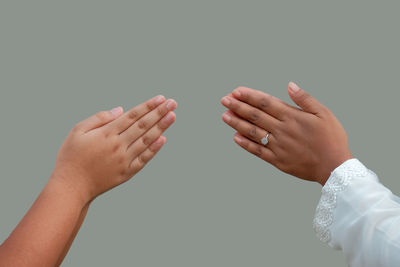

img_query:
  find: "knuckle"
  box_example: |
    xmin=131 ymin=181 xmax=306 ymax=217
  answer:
xmin=230 ymin=100 xmax=240 ymax=111
xmin=119 ymin=166 xmax=129 ymax=178
xmin=149 ymin=143 xmax=159 ymax=152
xmin=279 ymin=111 xmax=290 ymax=121
xmin=138 ymin=154 xmax=147 ymax=166
xmin=158 ymin=120 xmax=168 ymax=130
xmin=142 ymin=135 xmax=152 ymax=146
xmin=258 ymin=95 xmax=272 ymax=110
xmin=249 ymin=111 xmax=260 ymax=122
xmin=248 ymin=126 xmax=257 ymax=138
xmin=137 ymin=119 xmax=147 ymax=130
xmin=101 ymin=130 xmax=110 ymax=138
xmin=142 ymin=153 xmax=150 ymax=163
xmin=128 ymin=109 xmax=139 ymax=120
xmin=146 ymin=101 xmax=154 ymax=110
xmin=157 ymin=106 xmax=165 ymax=116
xmin=112 ymin=142 xmax=121 ymax=153
xmin=254 ymin=145 xmax=263 ymax=156
xmin=117 ymin=154 xmax=126 ymax=165
xmin=129 ymin=161 xmax=138 ymax=173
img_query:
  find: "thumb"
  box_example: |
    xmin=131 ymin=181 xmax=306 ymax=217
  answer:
xmin=75 ymin=106 xmax=124 ymax=133
xmin=288 ymin=82 xmax=324 ymax=114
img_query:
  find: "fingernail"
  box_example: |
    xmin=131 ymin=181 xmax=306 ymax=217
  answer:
xmin=163 ymin=112 xmax=175 ymax=123
xmin=221 ymin=97 xmax=231 ymax=106
xmin=154 ymin=95 xmax=165 ymax=105
xmin=234 ymin=135 xmax=244 ymax=143
xmin=289 ymin=82 xmax=300 ymax=93
xmin=154 ymin=137 xmax=164 ymax=145
xmin=111 ymin=107 xmax=123 ymax=116
xmin=222 ymin=113 xmax=232 ymax=123
xmin=233 ymin=89 xmax=241 ymax=98
xmin=166 ymin=99 xmax=176 ymax=110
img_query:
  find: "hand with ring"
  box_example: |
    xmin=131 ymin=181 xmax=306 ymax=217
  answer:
xmin=221 ymin=82 xmax=353 ymax=186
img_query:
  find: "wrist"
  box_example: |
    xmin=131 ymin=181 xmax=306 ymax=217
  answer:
xmin=47 ymin=172 xmax=93 ymax=208
xmin=316 ymin=152 xmax=353 ymax=186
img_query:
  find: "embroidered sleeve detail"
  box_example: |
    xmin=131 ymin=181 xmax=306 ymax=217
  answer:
xmin=313 ymin=159 xmax=371 ymax=243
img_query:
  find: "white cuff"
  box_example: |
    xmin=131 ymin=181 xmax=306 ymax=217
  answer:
xmin=312 ymin=158 xmax=375 ymax=243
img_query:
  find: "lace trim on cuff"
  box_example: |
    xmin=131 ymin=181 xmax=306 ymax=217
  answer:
xmin=313 ymin=159 xmax=369 ymax=243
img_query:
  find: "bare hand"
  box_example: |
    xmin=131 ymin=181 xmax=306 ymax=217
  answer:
xmin=51 ymin=95 xmax=177 ymax=203
xmin=221 ymin=82 xmax=352 ymax=186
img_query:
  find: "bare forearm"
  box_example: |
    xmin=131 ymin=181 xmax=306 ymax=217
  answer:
xmin=56 ymin=201 xmax=90 ymax=266
xmin=0 ymin=177 xmax=88 ymax=267
xmin=0 ymin=97 xmax=175 ymax=266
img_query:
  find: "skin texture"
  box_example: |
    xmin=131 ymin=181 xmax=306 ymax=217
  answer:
xmin=52 ymin=95 xmax=177 ymax=203
xmin=221 ymin=82 xmax=353 ymax=186
xmin=0 ymin=95 xmax=177 ymax=267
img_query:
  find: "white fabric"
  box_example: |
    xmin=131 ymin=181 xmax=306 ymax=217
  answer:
xmin=313 ymin=158 xmax=400 ymax=267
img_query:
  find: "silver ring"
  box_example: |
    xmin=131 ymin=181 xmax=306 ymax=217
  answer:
xmin=261 ymin=132 xmax=270 ymax=146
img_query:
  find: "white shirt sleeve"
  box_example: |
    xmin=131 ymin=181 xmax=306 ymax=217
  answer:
xmin=313 ymin=158 xmax=400 ymax=267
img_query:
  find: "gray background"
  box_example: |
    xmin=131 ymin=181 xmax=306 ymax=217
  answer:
xmin=0 ymin=0 xmax=399 ymax=266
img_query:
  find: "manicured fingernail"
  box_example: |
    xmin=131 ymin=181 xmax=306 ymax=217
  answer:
xmin=222 ymin=113 xmax=232 ymax=123
xmin=233 ymin=89 xmax=241 ymax=98
xmin=111 ymin=107 xmax=123 ymax=116
xmin=154 ymin=137 xmax=164 ymax=145
xmin=289 ymin=82 xmax=300 ymax=93
xmin=234 ymin=134 xmax=244 ymax=143
xmin=154 ymin=95 xmax=165 ymax=105
xmin=221 ymin=97 xmax=231 ymax=106
xmin=166 ymin=99 xmax=176 ymax=110
xmin=163 ymin=112 xmax=175 ymax=123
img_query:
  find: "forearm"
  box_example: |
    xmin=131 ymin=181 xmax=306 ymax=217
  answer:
xmin=314 ymin=159 xmax=400 ymax=266
xmin=56 ymin=201 xmax=90 ymax=266
xmin=0 ymin=176 xmax=88 ymax=267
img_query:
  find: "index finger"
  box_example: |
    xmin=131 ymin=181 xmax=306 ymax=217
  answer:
xmin=105 ymin=95 xmax=166 ymax=134
xmin=232 ymin=87 xmax=291 ymax=121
